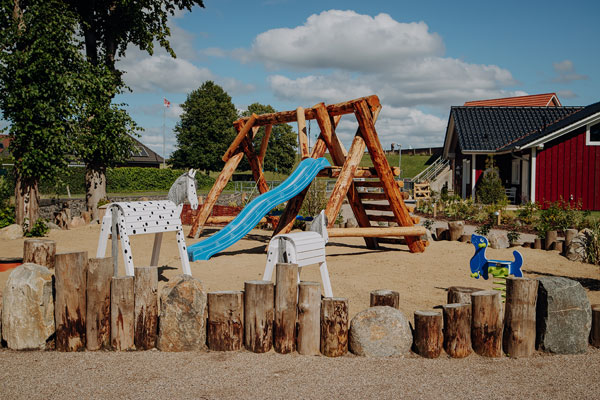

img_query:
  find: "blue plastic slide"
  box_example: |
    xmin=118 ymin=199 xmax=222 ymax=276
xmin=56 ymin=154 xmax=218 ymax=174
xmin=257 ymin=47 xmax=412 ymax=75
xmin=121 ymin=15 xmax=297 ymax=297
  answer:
xmin=187 ymin=157 xmax=331 ymax=261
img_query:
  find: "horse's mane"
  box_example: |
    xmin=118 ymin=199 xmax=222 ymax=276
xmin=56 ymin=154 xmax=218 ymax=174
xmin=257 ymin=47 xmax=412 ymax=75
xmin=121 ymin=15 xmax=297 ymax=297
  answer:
xmin=168 ymin=172 xmax=192 ymax=205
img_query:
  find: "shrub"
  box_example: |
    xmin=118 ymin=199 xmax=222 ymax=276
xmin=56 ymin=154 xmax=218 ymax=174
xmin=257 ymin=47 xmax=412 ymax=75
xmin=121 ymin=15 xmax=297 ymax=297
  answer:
xmin=299 ymin=179 xmax=328 ymax=219
xmin=507 ymin=225 xmax=521 ymax=244
xmin=422 ymin=219 xmax=434 ymax=230
xmin=535 ymin=198 xmax=583 ymax=238
xmin=0 ymin=205 xmax=15 ymax=228
xmin=23 ymin=218 xmax=49 ymax=237
xmin=476 ymin=156 xmax=508 ymax=206
xmin=517 ymin=202 xmax=538 ymax=226
xmin=475 ymin=220 xmax=493 ymax=236
xmin=583 ymin=221 xmax=600 ymax=266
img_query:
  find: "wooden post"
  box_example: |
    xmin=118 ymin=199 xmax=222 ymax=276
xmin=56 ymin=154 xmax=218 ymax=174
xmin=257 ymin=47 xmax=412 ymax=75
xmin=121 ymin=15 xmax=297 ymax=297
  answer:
xmin=111 ymin=276 xmax=135 ymax=351
xmin=320 ymin=297 xmax=349 ymax=357
xmin=545 ymin=230 xmax=557 ymax=250
xmin=471 ymin=290 xmax=503 ymax=357
xmin=297 ymin=281 xmax=321 ymax=355
xmin=534 ymin=238 xmax=543 ymax=250
xmin=86 ymin=257 xmax=112 ymax=351
xmin=134 ymin=267 xmax=159 ymax=350
xmin=222 ymin=113 xmax=257 ymax=162
xmin=244 ymin=281 xmax=274 ymax=353
xmin=370 ymin=289 xmax=399 ymax=309
xmin=297 ymin=107 xmax=309 ymax=159
xmin=503 ymin=277 xmax=538 ymax=358
xmin=413 ymin=310 xmax=443 ymax=358
xmin=442 ymin=303 xmax=472 ymax=358
xmin=448 ymin=221 xmax=464 ymax=241
xmin=258 ymin=125 xmax=272 ymax=167
xmin=274 ymin=263 xmax=298 ymax=354
xmin=591 ymin=304 xmax=600 ymax=347
xmin=23 ymin=238 xmax=56 ymax=269
xmin=565 ymin=229 xmax=578 ymax=253
xmin=436 ymin=227 xmax=448 ymax=241
xmin=554 ymin=241 xmax=563 ymax=253
xmin=54 ymin=251 xmax=88 ymax=351
xmin=207 ymin=291 xmax=244 ymax=351
xmin=447 ymin=286 xmax=483 ymax=304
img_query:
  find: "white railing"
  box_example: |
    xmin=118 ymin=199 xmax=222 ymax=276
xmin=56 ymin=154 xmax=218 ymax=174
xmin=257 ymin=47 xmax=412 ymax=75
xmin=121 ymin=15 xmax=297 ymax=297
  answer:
xmin=411 ymin=157 xmax=449 ymax=184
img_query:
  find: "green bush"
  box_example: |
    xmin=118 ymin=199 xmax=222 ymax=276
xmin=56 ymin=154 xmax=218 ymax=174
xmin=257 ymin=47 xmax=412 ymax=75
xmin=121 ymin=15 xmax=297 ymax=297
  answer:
xmin=583 ymin=221 xmax=600 ymax=265
xmin=299 ymin=180 xmax=328 ymax=219
xmin=535 ymin=198 xmax=585 ymax=238
xmin=476 ymin=156 xmax=508 ymax=206
xmin=0 ymin=205 xmax=15 ymax=228
xmin=23 ymin=218 xmax=49 ymax=237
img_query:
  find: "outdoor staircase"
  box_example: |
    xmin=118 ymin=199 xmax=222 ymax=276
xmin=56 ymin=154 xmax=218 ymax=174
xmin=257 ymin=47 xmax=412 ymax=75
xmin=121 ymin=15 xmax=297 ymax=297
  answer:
xmin=411 ymin=156 xmax=449 ymax=184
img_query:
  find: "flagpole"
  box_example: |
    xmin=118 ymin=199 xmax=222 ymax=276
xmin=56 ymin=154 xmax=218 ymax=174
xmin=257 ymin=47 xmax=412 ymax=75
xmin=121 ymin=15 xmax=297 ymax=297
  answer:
xmin=162 ymin=101 xmax=166 ymax=168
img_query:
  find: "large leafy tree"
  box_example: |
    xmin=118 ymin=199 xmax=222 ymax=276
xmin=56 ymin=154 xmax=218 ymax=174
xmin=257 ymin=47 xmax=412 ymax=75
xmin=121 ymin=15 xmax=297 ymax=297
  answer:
xmin=0 ymin=0 xmax=86 ymax=227
xmin=65 ymin=0 xmax=205 ymax=220
xmin=170 ymin=81 xmax=238 ymax=172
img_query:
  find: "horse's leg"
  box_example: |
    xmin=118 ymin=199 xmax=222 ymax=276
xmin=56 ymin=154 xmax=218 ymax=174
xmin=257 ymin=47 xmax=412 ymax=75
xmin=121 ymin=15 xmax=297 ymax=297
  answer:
xmin=150 ymin=232 xmax=163 ymax=266
xmin=176 ymin=226 xmax=192 ymax=276
xmin=117 ymin=211 xmax=135 ymax=276
xmin=97 ymin=213 xmax=111 ymax=258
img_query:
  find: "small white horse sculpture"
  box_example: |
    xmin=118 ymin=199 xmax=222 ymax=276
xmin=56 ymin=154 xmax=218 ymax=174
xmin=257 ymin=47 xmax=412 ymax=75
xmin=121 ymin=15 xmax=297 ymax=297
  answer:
xmin=97 ymin=169 xmax=199 ymax=276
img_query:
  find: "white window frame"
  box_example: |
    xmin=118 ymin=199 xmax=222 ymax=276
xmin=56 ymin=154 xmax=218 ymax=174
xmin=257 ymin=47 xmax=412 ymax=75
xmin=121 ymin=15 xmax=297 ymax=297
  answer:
xmin=586 ymin=122 xmax=600 ymax=146
xmin=511 ymin=159 xmax=521 ymax=185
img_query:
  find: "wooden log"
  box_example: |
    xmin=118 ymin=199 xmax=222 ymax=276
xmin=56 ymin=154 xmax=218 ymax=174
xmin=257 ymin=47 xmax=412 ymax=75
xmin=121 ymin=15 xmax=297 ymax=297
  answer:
xmin=54 ymin=251 xmax=88 ymax=352
xmin=534 ymin=238 xmax=543 ymax=250
xmin=448 ymin=221 xmax=464 ymax=241
xmin=111 ymin=276 xmax=135 ymax=351
xmin=362 ymin=202 xmax=410 ymax=211
xmin=554 ymin=241 xmax=563 ymax=253
xmin=591 ymin=304 xmax=600 ymax=348
xmin=297 ymin=107 xmax=310 ymax=159
xmin=258 ymin=125 xmax=272 ymax=167
xmin=244 ymin=280 xmax=274 ymax=353
xmin=274 ymin=263 xmax=298 ymax=354
xmin=317 ymin=166 xmax=401 ymax=178
xmin=297 ymin=281 xmax=321 ymax=355
xmin=503 ymin=277 xmax=538 ymax=358
xmin=471 ymin=290 xmax=503 ymax=357
xmin=442 ymin=303 xmax=472 ymax=358
xmin=565 ymin=228 xmax=578 ymax=252
xmin=206 ymin=215 xmax=267 ymax=224
xmin=189 ymin=152 xmax=244 ymax=238
xmin=459 ymin=234 xmax=471 ymax=243
xmin=447 ymin=286 xmax=483 ymax=304
xmin=545 ymin=230 xmax=557 ymax=250
xmin=327 ymin=226 xmax=426 ymax=238
xmin=134 ymin=267 xmax=159 ymax=350
xmin=222 ymin=113 xmax=257 ymax=162
xmin=320 ymin=297 xmax=349 ymax=357
xmin=23 ymin=238 xmax=56 ymax=269
xmin=370 ymin=289 xmax=399 ymax=309
xmin=86 ymin=257 xmax=112 ymax=351
xmin=207 ymin=291 xmax=244 ymax=351
xmin=413 ymin=310 xmax=443 ymax=358
xmin=436 ymin=227 xmax=449 ymax=241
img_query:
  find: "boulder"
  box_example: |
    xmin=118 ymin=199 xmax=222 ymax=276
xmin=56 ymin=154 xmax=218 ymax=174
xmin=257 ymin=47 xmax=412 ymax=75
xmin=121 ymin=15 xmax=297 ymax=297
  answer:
xmin=2 ymin=263 xmax=55 ymax=350
xmin=536 ymin=277 xmax=591 ymax=354
xmin=46 ymin=222 xmax=61 ymax=230
xmin=565 ymin=229 xmax=590 ymax=262
xmin=68 ymin=216 xmax=87 ymax=229
xmin=349 ymin=306 xmax=412 ymax=357
xmin=0 ymin=224 xmax=23 ymax=240
xmin=157 ymin=274 xmax=207 ymax=351
xmin=345 ymin=219 xmax=358 ymax=228
xmin=488 ymin=232 xmax=509 ymax=249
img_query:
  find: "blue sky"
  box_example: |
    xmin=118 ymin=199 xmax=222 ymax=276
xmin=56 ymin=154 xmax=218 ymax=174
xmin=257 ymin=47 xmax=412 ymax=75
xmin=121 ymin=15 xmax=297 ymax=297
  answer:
xmin=116 ymin=0 xmax=598 ymax=159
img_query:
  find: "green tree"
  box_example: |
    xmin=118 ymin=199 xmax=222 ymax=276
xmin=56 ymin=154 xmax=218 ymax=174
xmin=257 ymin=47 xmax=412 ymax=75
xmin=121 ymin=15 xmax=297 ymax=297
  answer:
xmin=0 ymin=0 xmax=85 ymax=227
xmin=476 ymin=156 xmax=508 ymax=205
xmin=170 ymin=81 xmax=238 ymax=172
xmin=240 ymin=103 xmax=297 ymax=175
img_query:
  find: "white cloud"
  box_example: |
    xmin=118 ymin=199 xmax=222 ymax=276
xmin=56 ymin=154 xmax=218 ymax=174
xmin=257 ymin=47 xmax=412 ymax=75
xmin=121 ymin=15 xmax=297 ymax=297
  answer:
xmin=552 ymin=60 xmax=588 ymax=83
xmin=138 ymin=126 xmax=178 ymax=159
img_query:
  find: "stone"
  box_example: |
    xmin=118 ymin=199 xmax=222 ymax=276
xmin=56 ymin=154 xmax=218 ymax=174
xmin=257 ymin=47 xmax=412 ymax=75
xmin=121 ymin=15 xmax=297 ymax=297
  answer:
xmin=349 ymin=306 xmax=412 ymax=357
xmin=2 ymin=263 xmax=55 ymax=350
xmin=46 ymin=222 xmax=61 ymax=230
xmin=345 ymin=219 xmax=358 ymax=228
xmin=488 ymin=232 xmax=509 ymax=249
xmin=69 ymin=216 xmax=87 ymax=229
xmin=425 ymin=229 xmax=434 ymax=243
xmin=81 ymin=211 xmax=91 ymax=224
xmin=157 ymin=274 xmax=207 ymax=351
xmin=565 ymin=229 xmax=590 ymax=262
xmin=536 ymin=277 xmax=591 ymax=354
xmin=0 ymin=224 xmax=23 ymax=240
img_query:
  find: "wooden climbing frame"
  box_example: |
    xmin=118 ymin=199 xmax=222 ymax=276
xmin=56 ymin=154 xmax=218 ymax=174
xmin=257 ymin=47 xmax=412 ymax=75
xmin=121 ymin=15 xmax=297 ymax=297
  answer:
xmin=188 ymin=95 xmax=426 ymax=253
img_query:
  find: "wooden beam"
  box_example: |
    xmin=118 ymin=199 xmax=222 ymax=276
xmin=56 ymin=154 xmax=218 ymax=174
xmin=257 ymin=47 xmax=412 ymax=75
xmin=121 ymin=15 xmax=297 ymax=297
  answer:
xmin=297 ymin=107 xmax=309 ymax=159
xmin=354 ymin=99 xmax=425 ymax=253
xmin=362 ymin=203 xmax=414 ymax=212
xmin=222 ymin=113 xmax=257 ymax=162
xmin=366 ymin=214 xmax=398 ymax=223
xmin=206 ymin=216 xmax=267 ymax=224
xmin=316 ymin=166 xmax=400 ymax=178
xmin=353 ymin=180 xmax=404 ymax=188
xmin=327 ymin=226 xmax=426 ymax=237
xmin=258 ymin=125 xmax=272 ymax=167
xmin=358 ymin=192 xmax=388 ymax=201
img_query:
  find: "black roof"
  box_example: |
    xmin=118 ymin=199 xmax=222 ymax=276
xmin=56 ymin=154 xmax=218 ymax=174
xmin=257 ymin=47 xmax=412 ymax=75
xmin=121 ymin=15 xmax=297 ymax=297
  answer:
xmin=451 ymin=106 xmax=583 ymax=152
xmin=127 ymin=136 xmax=164 ymax=166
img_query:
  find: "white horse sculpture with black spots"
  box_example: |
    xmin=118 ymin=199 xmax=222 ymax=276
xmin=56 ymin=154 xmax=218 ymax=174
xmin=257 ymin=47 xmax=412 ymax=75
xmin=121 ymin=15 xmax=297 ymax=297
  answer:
xmin=96 ymin=169 xmax=199 ymax=276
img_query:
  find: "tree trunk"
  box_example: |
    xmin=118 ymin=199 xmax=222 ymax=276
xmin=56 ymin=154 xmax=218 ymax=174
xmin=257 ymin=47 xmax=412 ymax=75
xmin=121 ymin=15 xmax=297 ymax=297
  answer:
xmin=471 ymin=290 xmax=503 ymax=357
xmin=503 ymin=277 xmax=538 ymax=358
xmin=320 ymin=297 xmax=349 ymax=357
xmin=15 ymin=173 xmax=40 ymax=228
xmin=244 ymin=280 xmax=274 ymax=353
xmin=442 ymin=303 xmax=472 ymax=358
xmin=370 ymin=289 xmax=400 ymax=309
xmin=297 ymin=281 xmax=321 ymax=355
xmin=85 ymin=165 xmax=106 ymax=223
xmin=413 ymin=310 xmax=443 ymax=358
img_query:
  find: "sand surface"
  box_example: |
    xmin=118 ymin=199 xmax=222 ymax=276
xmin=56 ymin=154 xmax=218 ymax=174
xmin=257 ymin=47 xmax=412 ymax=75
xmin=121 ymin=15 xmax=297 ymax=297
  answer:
xmin=2 ymin=223 xmax=600 ymax=398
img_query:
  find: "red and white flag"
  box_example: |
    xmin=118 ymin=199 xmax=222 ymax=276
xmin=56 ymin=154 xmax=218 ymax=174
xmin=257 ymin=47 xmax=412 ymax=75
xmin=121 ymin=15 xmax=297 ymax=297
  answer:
xmin=163 ymin=97 xmax=171 ymax=108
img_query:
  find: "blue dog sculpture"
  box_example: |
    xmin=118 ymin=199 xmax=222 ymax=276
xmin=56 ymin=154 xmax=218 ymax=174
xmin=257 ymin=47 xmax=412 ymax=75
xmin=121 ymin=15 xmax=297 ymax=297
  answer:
xmin=470 ymin=234 xmax=523 ymax=280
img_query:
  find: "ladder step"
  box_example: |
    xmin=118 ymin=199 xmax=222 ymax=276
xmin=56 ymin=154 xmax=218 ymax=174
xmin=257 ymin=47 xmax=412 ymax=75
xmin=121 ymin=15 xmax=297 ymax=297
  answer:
xmin=359 ymin=191 xmax=409 ymax=201
xmin=362 ymin=203 xmax=415 ymax=213
xmin=353 ymin=180 xmax=404 ymax=188
xmin=317 ymin=166 xmax=400 ymax=178
xmin=367 ymin=214 xmax=397 ymax=222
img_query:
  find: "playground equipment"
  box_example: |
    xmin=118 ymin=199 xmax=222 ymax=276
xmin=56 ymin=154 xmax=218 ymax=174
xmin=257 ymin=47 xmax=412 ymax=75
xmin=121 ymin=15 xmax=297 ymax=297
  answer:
xmin=97 ymin=169 xmax=199 ymax=276
xmin=188 ymin=95 xmax=426 ymax=254
xmin=263 ymin=210 xmax=332 ymax=297
xmin=469 ymin=234 xmax=523 ymax=280
xmin=187 ymin=158 xmax=330 ymax=261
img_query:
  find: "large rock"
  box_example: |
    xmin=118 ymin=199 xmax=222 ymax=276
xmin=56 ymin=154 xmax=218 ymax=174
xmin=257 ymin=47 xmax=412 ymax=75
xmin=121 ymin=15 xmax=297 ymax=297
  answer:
xmin=2 ymin=263 xmax=55 ymax=350
xmin=349 ymin=306 xmax=412 ymax=357
xmin=157 ymin=274 xmax=207 ymax=351
xmin=0 ymin=224 xmax=23 ymax=240
xmin=565 ymin=229 xmax=590 ymax=262
xmin=488 ymin=232 xmax=509 ymax=249
xmin=536 ymin=277 xmax=591 ymax=354
xmin=68 ymin=216 xmax=87 ymax=229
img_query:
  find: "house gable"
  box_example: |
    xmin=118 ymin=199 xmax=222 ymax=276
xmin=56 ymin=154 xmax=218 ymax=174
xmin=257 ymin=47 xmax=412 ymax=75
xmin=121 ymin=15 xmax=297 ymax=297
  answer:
xmin=464 ymin=93 xmax=561 ymax=107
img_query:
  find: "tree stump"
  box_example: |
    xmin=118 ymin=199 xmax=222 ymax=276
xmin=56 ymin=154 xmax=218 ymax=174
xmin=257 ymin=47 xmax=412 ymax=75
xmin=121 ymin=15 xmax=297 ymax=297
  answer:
xmin=590 ymin=304 xmax=600 ymax=348
xmin=565 ymin=229 xmax=578 ymax=254
xmin=297 ymin=281 xmax=321 ymax=355
xmin=545 ymin=230 xmax=557 ymax=250
xmin=442 ymin=303 xmax=472 ymax=358
xmin=320 ymin=297 xmax=349 ymax=357
xmin=534 ymin=238 xmax=543 ymax=250
xmin=471 ymin=290 xmax=503 ymax=357
xmin=54 ymin=251 xmax=88 ymax=351
xmin=23 ymin=239 xmax=56 ymax=269
xmin=244 ymin=280 xmax=274 ymax=353
xmin=86 ymin=257 xmax=112 ymax=351
xmin=447 ymin=286 xmax=482 ymax=304
xmin=503 ymin=277 xmax=538 ymax=357
xmin=436 ymin=227 xmax=448 ymax=241
xmin=274 ymin=263 xmax=298 ymax=354
xmin=207 ymin=291 xmax=244 ymax=351
xmin=554 ymin=241 xmax=563 ymax=253
xmin=448 ymin=221 xmax=464 ymax=241
xmin=134 ymin=267 xmax=159 ymax=350
xmin=111 ymin=276 xmax=135 ymax=350
xmin=370 ymin=289 xmax=399 ymax=309
xmin=459 ymin=234 xmax=471 ymax=243
xmin=413 ymin=310 xmax=443 ymax=358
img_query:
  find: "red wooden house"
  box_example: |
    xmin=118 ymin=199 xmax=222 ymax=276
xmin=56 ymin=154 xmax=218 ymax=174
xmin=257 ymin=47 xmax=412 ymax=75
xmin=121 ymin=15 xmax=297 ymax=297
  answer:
xmin=442 ymin=94 xmax=600 ymax=210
